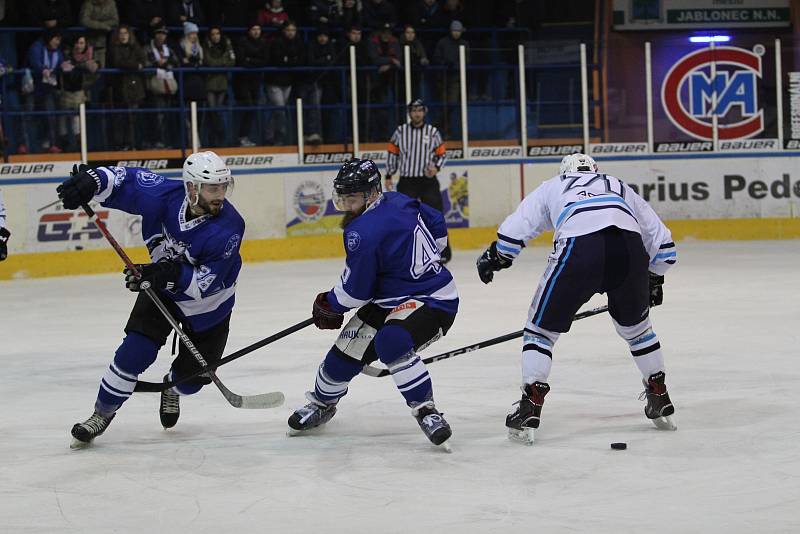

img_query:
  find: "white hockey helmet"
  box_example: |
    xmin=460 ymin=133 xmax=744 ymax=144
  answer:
xmin=559 ymin=153 xmax=598 ymax=174
xmin=183 ymin=151 xmax=232 ymax=186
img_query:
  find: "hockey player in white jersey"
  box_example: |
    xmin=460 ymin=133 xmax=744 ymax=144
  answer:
xmin=477 ymin=153 xmax=677 ymax=444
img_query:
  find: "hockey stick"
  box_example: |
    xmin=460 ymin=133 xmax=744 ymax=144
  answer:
xmin=361 ymin=304 xmax=609 ymax=378
xmin=134 ymin=317 xmax=315 ymax=392
xmin=80 ymin=203 xmax=284 ymax=409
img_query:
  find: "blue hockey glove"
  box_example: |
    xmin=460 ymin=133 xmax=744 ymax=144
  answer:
xmin=0 ymin=227 xmax=10 ymax=261
xmin=57 ymin=165 xmax=102 ymax=210
xmin=476 ymin=241 xmax=512 ymax=284
xmin=312 ymin=292 xmax=344 ymax=329
xmin=649 ymin=272 xmax=664 ymax=307
xmin=124 ymin=261 xmax=182 ymax=292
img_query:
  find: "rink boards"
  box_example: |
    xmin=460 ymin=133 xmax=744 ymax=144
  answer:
xmin=1 ymin=151 xmax=799 ymax=279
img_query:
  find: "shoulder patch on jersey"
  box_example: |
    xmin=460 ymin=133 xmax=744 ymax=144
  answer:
xmin=136 ymin=170 xmax=165 ymax=188
xmin=224 ymin=233 xmax=241 ymax=258
xmin=109 ymin=166 xmax=127 ymax=187
xmin=345 ymin=230 xmax=361 ymax=252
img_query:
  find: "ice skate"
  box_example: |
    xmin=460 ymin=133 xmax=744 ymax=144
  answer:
xmin=506 ymin=382 xmax=550 ymax=445
xmin=70 ymin=411 xmax=115 ymax=449
xmin=641 ymin=371 xmax=677 ymax=431
xmin=160 ymin=375 xmax=180 ymax=429
xmin=287 ymin=392 xmax=337 ymax=436
xmin=412 ymin=401 xmax=452 ymax=451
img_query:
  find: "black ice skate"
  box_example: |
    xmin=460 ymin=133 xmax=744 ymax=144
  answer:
xmin=506 ymin=381 xmax=550 ymax=445
xmin=160 ymin=375 xmax=180 ymax=429
xmin=641 ymin=371 xmax=677 ymax=431
xmin=70 ymin=411 xmax=116 ymax=449
xmin=287 ymin=393 xmax=337 ymax=436
xmin=411 ymin=401 xmax=452 ymax=451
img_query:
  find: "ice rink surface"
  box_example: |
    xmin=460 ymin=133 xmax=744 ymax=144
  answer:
xmin=1 ymin=240 xmax=798 ymax=533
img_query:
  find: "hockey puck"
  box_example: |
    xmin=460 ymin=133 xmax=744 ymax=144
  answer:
xmin=610 ymin=442 xmax=627 ymax=450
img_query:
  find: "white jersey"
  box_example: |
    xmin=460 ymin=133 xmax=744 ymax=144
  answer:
xmin=496 ymin=171 xmax=677 ymax=275
xmin=0 ymin=188 xmax=6 ymax=228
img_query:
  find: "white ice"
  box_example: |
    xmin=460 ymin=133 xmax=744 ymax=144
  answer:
xmin=1 ymin=240 xmax=798 ymax=533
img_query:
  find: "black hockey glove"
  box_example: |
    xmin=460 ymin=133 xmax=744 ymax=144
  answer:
xmin=476 ymin=241 xmax=513 ymax=284
xmin=56 ymin=165 xmax=102 ymax=210
xmin=649 ymin=272 xmax=664 ymax=307
xmin=124 ymin=261 xmax=183 ymax=292
xmin=0 ymin=227 xmax=10 ymax=261
xmin=312 ymin=291 xmax=344 ymax=330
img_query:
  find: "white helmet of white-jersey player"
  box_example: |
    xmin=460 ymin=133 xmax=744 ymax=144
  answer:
xmin=560 ymin=153 xmax=598 ymax=174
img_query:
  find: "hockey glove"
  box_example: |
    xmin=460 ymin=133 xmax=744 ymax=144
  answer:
xmin=124 ymin=261 xmax=183 ymax=292
xmin=0 ymin=227 xmax=10 ymax=261
xmin=649 ymin=272 xmax=664 ymax=307
xmin=312 ymin=291 xmax=344 ymax=330
xmin=56 ymin=165 xmax=102 ymax=210
xmin=476 ymin=241 xmax=513 ymax=284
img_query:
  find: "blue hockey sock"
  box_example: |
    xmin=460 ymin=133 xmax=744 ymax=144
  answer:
xmin=95 ymin=332 xmax=159 ymax=415
xmin=313 ymin=347 xmax=363 ymax=404
xmin=375 ymin=325 xmax=432 ymax=406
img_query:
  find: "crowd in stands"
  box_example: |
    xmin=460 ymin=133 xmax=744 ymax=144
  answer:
xmin=0 ymin=0 xmax=544 ymax=154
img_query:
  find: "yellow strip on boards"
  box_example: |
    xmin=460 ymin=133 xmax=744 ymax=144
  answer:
xmin=1 ymin=217 xmax=798 ymax=280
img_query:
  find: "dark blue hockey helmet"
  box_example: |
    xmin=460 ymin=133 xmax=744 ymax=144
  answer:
xmin=333 ymin=159 xmax=382 ymax=211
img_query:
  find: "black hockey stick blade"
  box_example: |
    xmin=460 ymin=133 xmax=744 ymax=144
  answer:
xmin=135 ymin=318 xmax=315 ymax=393
xmin=361 ymin=305 xmax=609 ymax=378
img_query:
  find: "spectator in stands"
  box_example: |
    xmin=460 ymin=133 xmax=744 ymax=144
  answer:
xmin=203 ymin=25 xmax=235 ymax=147
xmin=308 ymin=0 xmax=336 ymax=27
xmin=167 ymin=0 xmax=206 ymax=26
xmin=367 ymin=21 xmax=401 ymax=140
xmin=433 ymin=20 xmax=469 ymax=139
xmin=124 ymin=0 xmax=167 ymax=44
xmin=235 ymin=22 xmax=268 ymax=147
xmin=179 ymin=21 xmax=206 ymax=102
xmin=257 ymin=0 xmax=289 ymax=28
xmin=59 ymin=34 xmax=98 ymax=151
xmin=108 ymin=25 xmax=146 ymax=150
xmin=304 ymin=26 xmax=336 ymax=144
xmin=80 ymin=0 xmax=119 ymax=68
xmin=362 ymin=0 xmax=395 ymax=29
xmin=27 ymin=0 xmax=73 ymax=28
xmin=400 ymin=24 xmax=428 ymax=66
xmin=440 ymin=0 xmax=465 ymax=27
xmin=339 ymin=23 xmax=368 ymax=66
xmin=267 ymin=19 xmax=304 ymax=145
xmin=144 ymin=25 xmax=178 ymax=149
xmin=215 ymin=0 xmax=255 ymax=27
xmin=334 ymin=0 xmax=361 ymax=30
xmin=406 ymin=0 xmax=446 ymax=51
xmin=21 ymin=28 xmax=64 ymax=154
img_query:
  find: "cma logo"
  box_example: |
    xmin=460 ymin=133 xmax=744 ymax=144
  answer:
xmin=662 ymin=45 xmax=764 ymax=141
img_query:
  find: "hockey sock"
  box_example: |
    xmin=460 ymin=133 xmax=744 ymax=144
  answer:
xmin=96 ymin=332 xmax=160 ymax=414
xmin=521 ymin=325 xmax=559 ymax=384
xmin=613 ymin=317 xmax=665 ymax=379
xmin=375 ymin=325 xmax=432 ymax=406
xmin=313 ymin=347 xmax=363 ymax=404
xmin=171 ymin=369 xmax=201 ymax=396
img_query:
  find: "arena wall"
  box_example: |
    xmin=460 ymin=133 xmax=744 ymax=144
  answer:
xmin=1 ymin=151 xmax=798 ymax=280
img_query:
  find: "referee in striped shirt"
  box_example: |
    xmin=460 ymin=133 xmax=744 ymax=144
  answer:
xmin=386 ymin=98 xmax=451 ymax=262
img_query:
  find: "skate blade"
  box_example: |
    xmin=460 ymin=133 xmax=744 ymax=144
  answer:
xmin=437 ymin=440 xmax=453 ymax=453
xmin=652 ymin=415 xmax=677 ymax=431
xmin=70 ymin=437 xmax=92 ymax=450
xmin=286 ymin=426 xmax=326 ymax=437
xmin=507 ymin=427 xmax=535 ymax=445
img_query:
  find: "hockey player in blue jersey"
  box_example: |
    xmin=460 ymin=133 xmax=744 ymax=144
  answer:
xmin=288 ymin=159 xmax=458 ymax=448
xmin=477 ymin=153 xmax=677 ymax=444
xmin=57 ymin=151 xmax=244 ymax=448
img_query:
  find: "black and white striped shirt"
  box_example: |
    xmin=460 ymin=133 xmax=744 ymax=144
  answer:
xmin=386 ymin=123 xmax=447 ymax=178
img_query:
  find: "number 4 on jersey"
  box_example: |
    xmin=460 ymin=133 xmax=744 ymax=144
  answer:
xmin=411 ymin=222 xmax=442 ymax=279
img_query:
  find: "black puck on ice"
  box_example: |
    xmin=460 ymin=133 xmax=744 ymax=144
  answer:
xmin=610 ymin=442 xmax=627 ymax=450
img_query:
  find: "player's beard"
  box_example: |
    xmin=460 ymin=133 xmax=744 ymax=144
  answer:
xmin=190 ymin=194 xmax=223 ymax=218
xmin=340 ymin=207 xmax=365 ymax=229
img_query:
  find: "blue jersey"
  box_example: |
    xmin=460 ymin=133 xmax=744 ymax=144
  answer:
xmin=327 ymin=192 xmax=458 ymax=315
xmin=93 ymin=166 xmax=244 ymax=331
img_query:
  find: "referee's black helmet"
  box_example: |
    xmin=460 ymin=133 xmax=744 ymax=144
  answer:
xmin=407 ymin=98 xmax=427 ymax=113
